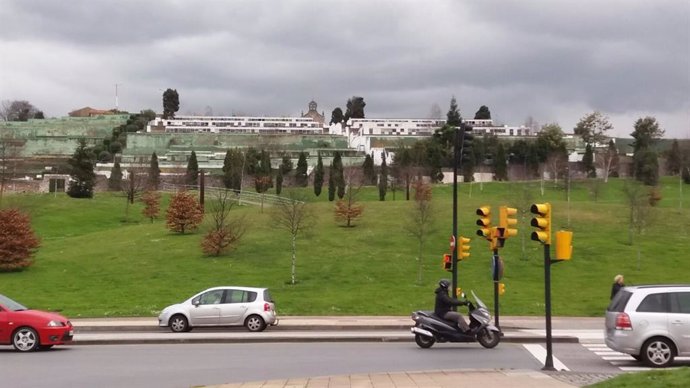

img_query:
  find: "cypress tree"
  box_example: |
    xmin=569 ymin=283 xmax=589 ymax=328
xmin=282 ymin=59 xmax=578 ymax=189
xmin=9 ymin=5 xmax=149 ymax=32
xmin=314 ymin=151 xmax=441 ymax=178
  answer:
xmin=276 ymin=168 xmax=283 ymax=195
xmin=362 ymin=154 xmax=376 ymax=185
xmin=494 ymin=143 xmax=508 ymax=181
xmin=583 ymin=144 xmax=595 ymax=178
xmin=186 ymin=150 xmax=199 ymax=186
xmin=295 ymin=152 xmax=308 ymax=187
xmin=109 ymin=161 xmax=123 ymax=191
xmin=333 ymin=151 xmax=345 ymax=199
xmin=314 ymin=153 xmax=324 ymax=196
xmin=148 ymin=152 xmax=160 ymax=190
xmin=378 ymin=151 xmax=388 ymax=201
xmin=327 ymin=162 xmax=336 ymax=201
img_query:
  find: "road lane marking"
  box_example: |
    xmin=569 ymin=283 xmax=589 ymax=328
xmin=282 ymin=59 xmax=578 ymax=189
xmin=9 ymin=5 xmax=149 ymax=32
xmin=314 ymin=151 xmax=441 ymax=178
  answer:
xmin=522 ymin=344 xmax=570 ymax=371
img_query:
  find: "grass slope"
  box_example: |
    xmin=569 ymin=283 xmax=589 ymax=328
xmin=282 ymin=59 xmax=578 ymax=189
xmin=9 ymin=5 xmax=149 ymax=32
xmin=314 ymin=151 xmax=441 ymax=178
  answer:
xmin=1 ymin=177 xmax=689 ymax=318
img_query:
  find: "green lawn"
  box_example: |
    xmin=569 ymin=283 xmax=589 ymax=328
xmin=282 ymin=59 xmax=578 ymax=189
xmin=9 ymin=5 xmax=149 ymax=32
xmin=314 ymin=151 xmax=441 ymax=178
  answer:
xmin=1 ymin=177 xmax=689 ymax=318
xmin=588 ymin=367 xmax=690 ymax=387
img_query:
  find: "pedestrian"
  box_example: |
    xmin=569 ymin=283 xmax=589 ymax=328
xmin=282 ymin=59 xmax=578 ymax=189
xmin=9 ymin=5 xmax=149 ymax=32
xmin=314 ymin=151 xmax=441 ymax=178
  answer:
xmin=611 ymin=274 xmax=625 ymax=299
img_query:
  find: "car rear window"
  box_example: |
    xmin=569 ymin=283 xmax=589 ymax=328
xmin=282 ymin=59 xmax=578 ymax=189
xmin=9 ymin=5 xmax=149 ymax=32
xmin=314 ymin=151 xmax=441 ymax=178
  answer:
xmin=670 ymin=292 xmax=690 ymax=314
xmin=263 ymin=289 xmax=274 ymax=303
xmin=607 ymin=290 xmax=632 ymax=312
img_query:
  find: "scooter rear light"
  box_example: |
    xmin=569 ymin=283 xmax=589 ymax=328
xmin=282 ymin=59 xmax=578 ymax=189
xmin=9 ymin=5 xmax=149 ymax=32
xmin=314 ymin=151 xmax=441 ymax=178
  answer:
xmin=615 ymin=313 xmax=632 ymax=330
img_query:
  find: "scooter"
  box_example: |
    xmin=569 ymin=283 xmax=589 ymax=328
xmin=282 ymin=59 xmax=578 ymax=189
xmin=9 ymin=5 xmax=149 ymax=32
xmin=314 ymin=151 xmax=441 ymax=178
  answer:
xmin=410 ymin=290 xmax=501 ymax=349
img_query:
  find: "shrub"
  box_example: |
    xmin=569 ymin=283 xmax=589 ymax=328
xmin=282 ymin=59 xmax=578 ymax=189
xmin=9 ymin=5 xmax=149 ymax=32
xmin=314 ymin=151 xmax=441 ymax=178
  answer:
xmin=0 ymin=208 xmax=40 ymax=272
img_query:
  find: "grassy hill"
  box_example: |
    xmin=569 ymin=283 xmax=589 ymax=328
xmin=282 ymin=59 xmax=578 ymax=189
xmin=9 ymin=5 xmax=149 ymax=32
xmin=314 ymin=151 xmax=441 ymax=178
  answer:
xmin=1 ymin=177 xmax=689 ymax=318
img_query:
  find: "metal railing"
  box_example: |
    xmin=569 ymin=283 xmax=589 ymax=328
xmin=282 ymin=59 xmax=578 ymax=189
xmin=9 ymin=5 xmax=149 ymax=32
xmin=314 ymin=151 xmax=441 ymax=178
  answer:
xmin=160 ymin=183 xmax=301 ymax=207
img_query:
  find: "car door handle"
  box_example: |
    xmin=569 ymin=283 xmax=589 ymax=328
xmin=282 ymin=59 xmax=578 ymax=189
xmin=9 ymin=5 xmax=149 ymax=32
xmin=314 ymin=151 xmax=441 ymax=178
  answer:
xmin=671 ymin=320 xmax=685 ymax=325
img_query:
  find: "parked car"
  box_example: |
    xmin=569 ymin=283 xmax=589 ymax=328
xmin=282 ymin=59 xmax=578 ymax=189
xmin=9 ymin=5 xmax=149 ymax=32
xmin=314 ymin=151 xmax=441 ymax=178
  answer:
xmin=0 ymin=294 xmax=73 ymax=352
xmin=158 ymin=286 xmax=278 ymax=333
xmin=605 ymin=284 xmax=690 ymax=367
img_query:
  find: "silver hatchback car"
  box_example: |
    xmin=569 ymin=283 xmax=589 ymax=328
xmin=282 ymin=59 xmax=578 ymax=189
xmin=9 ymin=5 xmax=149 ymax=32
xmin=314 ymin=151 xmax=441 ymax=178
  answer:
xmin=605 ymin=284 xmax=690 ymax=367
xmin=158 ymin=286 xmax=278 ymax=332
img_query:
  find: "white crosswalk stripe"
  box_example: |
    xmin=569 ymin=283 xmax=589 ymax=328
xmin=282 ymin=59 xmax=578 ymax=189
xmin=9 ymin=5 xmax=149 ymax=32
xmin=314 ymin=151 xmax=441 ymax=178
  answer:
xmin=581 ymin=342 xmax=651 ymax=371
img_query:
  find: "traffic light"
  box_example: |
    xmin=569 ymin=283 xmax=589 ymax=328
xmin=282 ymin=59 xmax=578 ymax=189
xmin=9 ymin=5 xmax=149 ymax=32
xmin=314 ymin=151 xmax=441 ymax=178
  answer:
xmin=476 ymin=206 xmax=492 ymax=240
xmin=460 ymin=124 xmax=474 ymax=164
xmin=498 ymin=282 xmax=506 ymax=296
xmin=457 ymin=236 xmax=471 ymax=260
xmin=442 ymin=254 xmax=452 ymax=272
xmin=530 ymin=203 xmax=552 ymax=245
xmin=497 ymin=206 xmax=518 ymax=248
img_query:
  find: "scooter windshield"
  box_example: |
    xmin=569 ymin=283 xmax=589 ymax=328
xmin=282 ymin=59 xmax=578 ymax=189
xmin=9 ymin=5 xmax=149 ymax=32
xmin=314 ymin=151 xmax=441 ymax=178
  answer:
xmin=471 ymin=290 xmax=487 ymax=309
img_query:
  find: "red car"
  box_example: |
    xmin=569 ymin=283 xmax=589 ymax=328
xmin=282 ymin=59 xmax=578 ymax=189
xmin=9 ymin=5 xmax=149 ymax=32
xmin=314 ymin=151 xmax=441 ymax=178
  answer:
xmin=0 ymin=294 xmax=73 ymax=352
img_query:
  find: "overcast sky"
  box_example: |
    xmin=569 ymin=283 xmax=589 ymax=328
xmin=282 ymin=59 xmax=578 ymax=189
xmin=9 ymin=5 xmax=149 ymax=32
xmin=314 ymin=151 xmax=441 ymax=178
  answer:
xmin=1 ymin=0 xmax=688 ymax=138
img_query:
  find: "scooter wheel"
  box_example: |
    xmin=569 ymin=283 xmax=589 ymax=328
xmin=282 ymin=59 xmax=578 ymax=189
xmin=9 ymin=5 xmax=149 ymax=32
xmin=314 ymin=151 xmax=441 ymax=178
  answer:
xmin=477 ymin=328 xmax=500 ymax=349
xmin=415 ymin=333 xmax=436 ymax=349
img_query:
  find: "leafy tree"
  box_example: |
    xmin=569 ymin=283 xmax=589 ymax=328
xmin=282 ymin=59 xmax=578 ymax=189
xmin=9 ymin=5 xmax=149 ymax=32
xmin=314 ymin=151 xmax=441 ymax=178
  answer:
xmin=272 ymin=191 xmax=313 ymax=285
xmin=683 ymin=165 xmax=690 ymax=184
xmin=148 ymin=152 xmax=160 ymax=190
xmin=446 ymin=96 xmax=461 ymax=127
xmin=166 ymin=190 xmax=203 ymax=234
xmin=313 ymin=152 xmax=324 ymax=196
xmin=582 ymin=143 xmax=596 ymax=178
xmin=631 ymin=117 xmax=664 ymax=184
xmin=666 ymin=139 xmax=682 ymax=175
xmin=378 ymin=151 xmax=388 ymax=201
xmin=244 ymin=147 xmax=260 ymax=176
xmin=494 ymin=142 xmax=508 ymax=181
xmin=67 ymin=139 xmax=96 ymax=198
xmin=201 ymin=190 xmax=246 ymax=257
xmin=279 ymin=155 xmax=293 ymax=175
xmin=574 ymin=111 xmax=612 ymax=145
xmin=186 ymin=151 xmax=199 ymax=186
xmin=141 ymin=190 xmax=161 ymax=223
xmin=474 ymin=105 xmax=491 ymax=120
xmin=362 ymin=153 xmax=376 ymax=185
xmin=332 ymin=151 xmax=345 ymax=199
xmin=0 ymin=100 xmax=43 ymax=121
xmin=330 ymin=107 xmax=344 ymax=125
xmin=405 ymin=181 xmax=434 ymax=284
xmin=222 ymin=148 xmax=243 ymax=192
xmin=295 ymin=152 xmax=308 ymax=187
xmin=536 ymin=123 xmax=566 ymax=161
xmin=0 ymin=208 xmax=40 ymax=272
xmin=162 ymin=88 xmax=180 ymax=119
xmin=344 ymin=96 xmax=366 ymax=122
xmin=254 ymin=150 xmax=272 ymax=193
xmin=108 ymin=161 xmax=123 ymax=191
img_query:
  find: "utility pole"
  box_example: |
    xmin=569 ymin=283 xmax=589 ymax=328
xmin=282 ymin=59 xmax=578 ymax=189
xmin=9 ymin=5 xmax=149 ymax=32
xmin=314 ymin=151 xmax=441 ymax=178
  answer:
xmin=115 ymin=83 xmax=122 ymax=111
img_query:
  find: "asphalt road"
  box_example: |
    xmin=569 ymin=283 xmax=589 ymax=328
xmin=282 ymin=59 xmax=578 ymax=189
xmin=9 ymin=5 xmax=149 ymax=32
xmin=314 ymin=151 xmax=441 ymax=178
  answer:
xmin=0 ymin=342 xmax=574 ymax=388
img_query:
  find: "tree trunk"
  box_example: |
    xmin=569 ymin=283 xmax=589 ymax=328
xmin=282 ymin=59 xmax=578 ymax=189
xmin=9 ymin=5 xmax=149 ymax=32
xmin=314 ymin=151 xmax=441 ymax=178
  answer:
xmin=291 ymin=234 xmax=297 ymax=285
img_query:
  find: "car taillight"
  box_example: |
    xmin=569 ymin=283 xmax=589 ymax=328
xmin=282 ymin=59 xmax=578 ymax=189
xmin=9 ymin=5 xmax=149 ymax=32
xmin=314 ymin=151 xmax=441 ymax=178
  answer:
xmin=615 ymin=313 xmax=632 ymax=330
xmin=264 ymin=303 xmax=272 ymax=312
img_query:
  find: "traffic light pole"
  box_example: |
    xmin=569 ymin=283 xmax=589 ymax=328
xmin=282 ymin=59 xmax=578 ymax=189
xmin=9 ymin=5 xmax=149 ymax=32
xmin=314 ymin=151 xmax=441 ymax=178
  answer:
xmin=492 ymin=248 xmax=500 ymax=331
xmin=543 ymin=243 xmax=555 ymax=371
xmin=451 ymin=126 xmax=460 ymax=301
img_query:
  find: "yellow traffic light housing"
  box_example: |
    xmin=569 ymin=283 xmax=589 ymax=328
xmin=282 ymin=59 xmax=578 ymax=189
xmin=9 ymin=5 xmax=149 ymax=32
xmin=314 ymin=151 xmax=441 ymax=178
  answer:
xmin=457 ymin=236 xmax=471 ymax=261
xmin=555 ymin=230 xmax=573 ymax=260
xmin=476 ymin=206 xmax=492 ymax=240
xmin=530 ymin=203 xmax=552 ymax=245
xmin=442 ymin=254 xmax=452 ymax=271
xmin=497 ymin=206 xmax=518 ymax=247
xmin=498 ymin=282 xmax=506 ymax=296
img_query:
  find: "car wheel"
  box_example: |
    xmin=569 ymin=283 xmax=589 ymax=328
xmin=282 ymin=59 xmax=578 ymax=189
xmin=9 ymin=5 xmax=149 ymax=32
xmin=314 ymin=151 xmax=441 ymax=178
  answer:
xmin=245 ymin=315 xmax=266 ymax=332
xmin=641 ymin=337 xmax=675 ymax=368
xmin=13 ymin=327 xmax=40 ymax=352
xmin=414 ymin=333 xmax=435 ymax=349
xmin=169 ymin=314 xmax=190 ymax=333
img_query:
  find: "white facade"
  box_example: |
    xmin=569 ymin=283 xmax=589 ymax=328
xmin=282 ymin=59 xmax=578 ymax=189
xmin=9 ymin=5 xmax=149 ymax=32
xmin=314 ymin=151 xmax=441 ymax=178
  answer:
xmin=147 ymin=115 xmax=326 ymax=135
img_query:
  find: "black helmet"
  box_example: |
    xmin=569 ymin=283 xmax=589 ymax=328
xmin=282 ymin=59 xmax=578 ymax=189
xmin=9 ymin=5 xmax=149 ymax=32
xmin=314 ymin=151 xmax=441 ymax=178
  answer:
xmin=438 ymin=279 xmax=450 ymax=289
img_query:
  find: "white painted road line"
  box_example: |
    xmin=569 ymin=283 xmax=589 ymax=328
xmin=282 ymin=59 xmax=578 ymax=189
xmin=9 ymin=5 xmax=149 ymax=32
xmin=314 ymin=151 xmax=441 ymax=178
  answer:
xmin=523 ymin=344 xmax=570 ymax=371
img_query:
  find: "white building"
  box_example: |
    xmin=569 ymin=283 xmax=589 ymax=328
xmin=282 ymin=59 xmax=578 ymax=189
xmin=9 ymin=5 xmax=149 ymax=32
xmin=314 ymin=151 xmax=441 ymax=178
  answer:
xmin=147 ymin=115 xmax=326 ymax=135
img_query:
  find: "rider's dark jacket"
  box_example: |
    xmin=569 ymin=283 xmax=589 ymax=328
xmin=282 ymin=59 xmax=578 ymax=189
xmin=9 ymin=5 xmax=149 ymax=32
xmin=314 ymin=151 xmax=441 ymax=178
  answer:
xmin=434 ymin=287 xmax=465 ymax=316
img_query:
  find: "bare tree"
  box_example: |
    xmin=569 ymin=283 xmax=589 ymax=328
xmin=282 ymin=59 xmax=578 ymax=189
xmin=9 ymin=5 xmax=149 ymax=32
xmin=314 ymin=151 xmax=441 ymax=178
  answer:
xmin=122 ymin=166 xmax=148 ymax=221
xmin=404 ymin=181 xmax=434 ymax=284
xmin=621 ymin=179 xmax=656 ymax=270
xmin=0 ymin=137 xmax=22 ymax=206
xmin=545 ymin=151 xmax=568 ymax=186
xmin=596 ymin=142 xmax=619 ymax=183
xmin=272 ymin=191 xmax=312 ymax=285
xmin=334 ymin=169 xmax=364 ymax=227
xmin=201 ymin=189 xmax=247 ymax=256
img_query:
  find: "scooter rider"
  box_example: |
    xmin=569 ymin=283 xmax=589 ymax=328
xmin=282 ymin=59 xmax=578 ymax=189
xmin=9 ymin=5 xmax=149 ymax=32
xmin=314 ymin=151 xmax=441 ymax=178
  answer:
xmin=434 ymin=279 xmax=471 ymax=333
